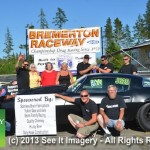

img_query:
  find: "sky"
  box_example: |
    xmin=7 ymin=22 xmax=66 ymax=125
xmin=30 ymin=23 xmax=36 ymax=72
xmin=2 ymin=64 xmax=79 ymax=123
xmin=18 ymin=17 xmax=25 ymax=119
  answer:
xmin=0 ymin=0 xmax=148 ymax=58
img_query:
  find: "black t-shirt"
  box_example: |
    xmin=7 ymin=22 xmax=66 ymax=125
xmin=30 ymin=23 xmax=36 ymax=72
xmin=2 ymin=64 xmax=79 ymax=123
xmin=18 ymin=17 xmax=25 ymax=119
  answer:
xmin=99 ymin=63 xmax=114 ymax=73
xmin=75 ymin=98 xmax=98 ymax=121
xmin=77 ymin=62 xmax=91 ymax=79
xmin=119 ymin=64 xmax=137 ymax=74
xmin=0 ymin=96 xmax=5 ymax=103
xmin=99 ymin=95 xmax=127 ymax=120
xmin=16 ymin=67 xmax=29 ymax=90
xmin=0 ymin=96 xmax=6 ymax=108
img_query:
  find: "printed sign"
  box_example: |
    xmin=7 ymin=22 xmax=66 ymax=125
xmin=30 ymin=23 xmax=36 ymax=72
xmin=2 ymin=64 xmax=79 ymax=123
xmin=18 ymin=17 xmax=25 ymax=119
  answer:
xmin=34 ymin=53 xmax=96 ymax=73
xmin=15 ymin=94 xmax=56 ymax=136
xmin=90 ymin=79 xmax=102 ymax=88
xmin=28 ymin=27 xmax=100 ymax=55
xmin=115 ymin=78 xmax=130 ymax=85
xmin=7 ymin=85 xmax=18 ymax=94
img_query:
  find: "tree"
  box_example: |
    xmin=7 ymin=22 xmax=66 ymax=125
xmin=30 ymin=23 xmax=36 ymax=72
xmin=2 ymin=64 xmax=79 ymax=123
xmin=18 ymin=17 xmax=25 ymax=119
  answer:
xmin=3 ymin=28 xmax=14 ymax=58
xmin=113 ymin=18 xmax=123 ymax=45
xmin=133 ymin=14 xmax=146 ymax=43
xmin=144 ymin=0 xmax=150 ymax=38
xmin=104 ymin=17 xmax=113 ymax=48
xmin=38 ymin=8 xmax=49 ymax=29
xmin=121 ymin=25 xmax=134 ymax=49
xmin=52 ymin=8 xmax=68 ymax=29
xmin=106 ymin=41 xmax=123 ymax=70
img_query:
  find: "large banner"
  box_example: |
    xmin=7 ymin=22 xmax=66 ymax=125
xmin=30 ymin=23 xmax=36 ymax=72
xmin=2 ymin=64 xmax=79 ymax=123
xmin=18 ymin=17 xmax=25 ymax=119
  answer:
xmin=34 ymin=53 xmax=96 ymax=73
xmin=28 ymin=27 xmax=100 ymax=55
xmin=15 ymin=94 xmax=56 ymax=136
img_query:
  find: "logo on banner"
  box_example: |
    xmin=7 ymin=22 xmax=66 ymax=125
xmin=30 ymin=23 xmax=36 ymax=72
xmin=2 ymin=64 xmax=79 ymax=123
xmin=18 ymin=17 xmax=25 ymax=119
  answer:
xmin=87 ymin=40 xmax=99 ymax=44
xmin=0 ymin=109 xmax=5 ymax=147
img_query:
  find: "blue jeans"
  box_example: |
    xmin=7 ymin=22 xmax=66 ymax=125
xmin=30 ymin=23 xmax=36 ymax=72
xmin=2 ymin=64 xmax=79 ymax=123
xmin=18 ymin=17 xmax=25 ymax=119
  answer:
xmin=107 ymin=119 xmax=125 ymax=128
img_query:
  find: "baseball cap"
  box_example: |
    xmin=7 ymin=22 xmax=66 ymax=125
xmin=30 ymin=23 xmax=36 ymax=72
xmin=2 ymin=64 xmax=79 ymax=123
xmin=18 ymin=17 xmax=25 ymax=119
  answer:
xmin=84 ymin=54 xmax=90 ymax=59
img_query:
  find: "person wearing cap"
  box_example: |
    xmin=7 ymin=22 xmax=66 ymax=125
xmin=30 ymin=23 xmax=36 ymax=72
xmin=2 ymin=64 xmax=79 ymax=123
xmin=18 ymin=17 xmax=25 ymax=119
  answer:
xmin=96 ymin=55 xmax=114 ymax=73
xmin=15 ymin=55 xmax=30 ymax=93
xmin=77 ymin=54 xmax=96 ymax=79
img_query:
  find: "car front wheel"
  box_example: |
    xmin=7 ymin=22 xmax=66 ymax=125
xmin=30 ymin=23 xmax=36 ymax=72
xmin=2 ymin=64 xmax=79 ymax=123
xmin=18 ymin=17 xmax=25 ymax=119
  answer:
xmin=136 ymin=103 xmax=150 ymax=131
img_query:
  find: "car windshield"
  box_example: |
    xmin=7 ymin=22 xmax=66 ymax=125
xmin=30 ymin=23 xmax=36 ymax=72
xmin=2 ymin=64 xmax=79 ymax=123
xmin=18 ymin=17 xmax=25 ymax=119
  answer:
xmin=67 ymin=76 xmax=86 ymax=92
xmin=142 ymin=77 xmax=150 ymax=87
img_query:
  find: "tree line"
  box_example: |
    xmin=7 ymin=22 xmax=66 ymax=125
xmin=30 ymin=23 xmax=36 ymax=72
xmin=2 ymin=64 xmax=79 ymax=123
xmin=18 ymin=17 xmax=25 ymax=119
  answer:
xmin=1 ymin=0 xmax=150 ymax=74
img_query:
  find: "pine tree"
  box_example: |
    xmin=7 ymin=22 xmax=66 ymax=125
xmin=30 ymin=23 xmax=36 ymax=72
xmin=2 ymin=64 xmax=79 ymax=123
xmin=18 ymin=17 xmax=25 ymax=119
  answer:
xmin=52 ymin=8 xmax=68 ymax=29
xmin=133 ymin=14 xmax=146 ymax=43
xmin=121 ymin=25 xmax=133 ymax=49
xmin=106 ymin=41 xmax=123 ymax=70
xmin=104 ymin=17 xmax=113 ymax=48
xmin=38 ymin=8 xmax=49 ymax=29
xmin=144 ymin=0 xmax=150 ymax=38
xmin=113 ymin=18 xmax=123 ymax=45
xmin=3 ymin=28 xmax=14 ymax=58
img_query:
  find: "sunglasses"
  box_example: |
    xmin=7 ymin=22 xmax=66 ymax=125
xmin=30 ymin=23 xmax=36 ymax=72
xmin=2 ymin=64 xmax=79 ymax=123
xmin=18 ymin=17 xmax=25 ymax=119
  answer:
xmin=80 ymin=95 xmax=88 ymax=97
xmin=101 ymin=59 xmax=105 ymax=61
xmin=24 ymin=64 xmax=29 ymax=66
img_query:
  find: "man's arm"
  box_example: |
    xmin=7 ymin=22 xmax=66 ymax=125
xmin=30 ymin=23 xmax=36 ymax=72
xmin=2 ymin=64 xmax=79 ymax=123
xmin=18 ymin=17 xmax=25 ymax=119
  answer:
xmin=76 ymin=113 xmax=97 ymax=128
xmin=97 ymin=64 xmax=113 ymax=73
xmin=15 ymin=59 xmax=20 ymax=69
xmin=84 ymin=113 xmax=97 ymax=126
xmin=5 ymin=94 xmax=16 ymax=100
xmin=118 ymin=108 xmax=125 ymax=121
xmin=79 ymin=65 xmax=93 ymax=75
xmin=98 ymin=68 xmax=112 ymax=73
xmin=115 ymin=108 xmax=125 ymax=128
xmin=15 ymin=56 xmax=23 ymax=69
xmin=55 ymin=93 xmax=75 ymax=103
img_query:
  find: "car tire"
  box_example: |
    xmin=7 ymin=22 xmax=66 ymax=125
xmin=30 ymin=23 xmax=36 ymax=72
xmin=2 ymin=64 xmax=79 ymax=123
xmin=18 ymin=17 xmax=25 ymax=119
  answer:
xmin=136 ymin=103 xmax=150 ymax=131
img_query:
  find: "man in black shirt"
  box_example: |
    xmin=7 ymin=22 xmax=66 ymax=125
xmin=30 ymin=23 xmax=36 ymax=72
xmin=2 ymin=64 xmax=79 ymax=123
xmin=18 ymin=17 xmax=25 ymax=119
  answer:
xmin=15 ymin=56 xmax=29 ymax=93
xmin=96 ymin=55 xmax=114 ymax=73
xmin=55 ymin=90 xmax=99 ymax=138
xmin=77 ymin=54 xmax=96 ymax=79
xmin=119 ymin=55 xmax=137 ymax=75
xmin=97 ymin=85 xmax=127 ymax=138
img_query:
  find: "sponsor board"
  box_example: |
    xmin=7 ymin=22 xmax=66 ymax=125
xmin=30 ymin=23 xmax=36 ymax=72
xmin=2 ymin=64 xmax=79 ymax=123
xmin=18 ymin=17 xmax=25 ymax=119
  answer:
xmin=34 ymin=53 xmax=96 ymax=73
xmin=28 ymin=27 xmax=100 ymax=55
xmin=15 ymin=94 xmax=56 ymax=136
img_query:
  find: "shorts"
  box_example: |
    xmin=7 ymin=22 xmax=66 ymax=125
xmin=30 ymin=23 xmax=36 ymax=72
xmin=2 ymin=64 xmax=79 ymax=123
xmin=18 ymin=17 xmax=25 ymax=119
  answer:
xmin=69 ymin=114 xmax=99 ymax=136
xmin=107 ymin=119 xmax=125 ymax=128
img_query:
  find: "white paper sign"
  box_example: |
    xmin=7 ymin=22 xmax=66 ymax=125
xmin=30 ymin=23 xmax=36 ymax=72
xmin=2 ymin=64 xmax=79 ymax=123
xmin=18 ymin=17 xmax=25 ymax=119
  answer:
xmin=15 ymin=94 xmax=56 ymax=136
xmin=34 ymin=53 xmax=96 ymax=73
